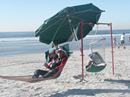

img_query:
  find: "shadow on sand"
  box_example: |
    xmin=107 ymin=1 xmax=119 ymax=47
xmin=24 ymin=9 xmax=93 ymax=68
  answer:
xmin=104 ymin=79 xmax=130 ymax=88
xmin=49 ymin=79 xmax=130 ymax=97
xmin=49 ymin=88 xmax=130 ymax=97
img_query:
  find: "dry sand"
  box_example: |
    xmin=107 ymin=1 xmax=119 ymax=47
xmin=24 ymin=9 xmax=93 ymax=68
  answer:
xmin=0 ymin=46 xmax=130 ymax=97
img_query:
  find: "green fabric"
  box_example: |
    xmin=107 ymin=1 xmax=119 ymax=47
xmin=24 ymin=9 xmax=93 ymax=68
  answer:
xmin=35 ymin=3 xmax=103 ymax=44
xmin=48 ymin=48 xmax=55 ymax=54
xmin=86 ymin=63 xmax=106 ymax=72
xmin=60 ymin=44 xmax=71 ymax=57
xmin=86 ymin=52 xmax=106 ymax=72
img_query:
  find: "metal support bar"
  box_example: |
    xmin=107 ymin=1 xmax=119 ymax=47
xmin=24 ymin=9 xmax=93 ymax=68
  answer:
xmin=96 ymin=22 xmax=115 ymax=75
xmin=80 ymin=21 xmax=84 ymax=81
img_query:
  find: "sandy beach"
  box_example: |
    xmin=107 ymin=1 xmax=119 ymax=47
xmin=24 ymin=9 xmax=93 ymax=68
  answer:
xmin=0 ymin=46 xmax=130 ymax=97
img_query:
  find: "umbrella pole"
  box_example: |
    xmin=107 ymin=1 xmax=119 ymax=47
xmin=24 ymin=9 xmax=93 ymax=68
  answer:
xmin=80 ymin=21 xmax=84 ymax=81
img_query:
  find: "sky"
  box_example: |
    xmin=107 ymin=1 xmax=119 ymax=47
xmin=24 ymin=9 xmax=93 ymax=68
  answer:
xmin=0 ymin=0 xmax=130 ymax=32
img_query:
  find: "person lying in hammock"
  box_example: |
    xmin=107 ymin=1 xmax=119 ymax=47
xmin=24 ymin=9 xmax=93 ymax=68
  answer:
xmin=32 ymin=47 xmax=68 ymax=78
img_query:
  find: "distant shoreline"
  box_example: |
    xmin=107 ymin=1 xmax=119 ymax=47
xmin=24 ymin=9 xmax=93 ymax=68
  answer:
xmin=0 ymin=29 xmax=130 ymax=57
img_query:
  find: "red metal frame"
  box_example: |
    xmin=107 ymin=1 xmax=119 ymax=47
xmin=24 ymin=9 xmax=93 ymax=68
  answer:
xmin=97 ymin=23 xmax=115 ymax=75
xmin=80 ymin=21 xmax=84 ymax=81
xmin=80 ymin=22 xmax=114 ymax=81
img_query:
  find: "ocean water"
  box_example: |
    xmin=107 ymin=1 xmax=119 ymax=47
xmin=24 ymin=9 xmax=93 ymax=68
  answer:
xmin=0 ymin=32 xmax=49 ymax=56
xmin=0 ymin=30 xmax=130 ymax=56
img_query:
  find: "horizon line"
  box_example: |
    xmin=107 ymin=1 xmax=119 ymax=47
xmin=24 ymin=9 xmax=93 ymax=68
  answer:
xmin=0 ymin=29 xmax=130 ymax=32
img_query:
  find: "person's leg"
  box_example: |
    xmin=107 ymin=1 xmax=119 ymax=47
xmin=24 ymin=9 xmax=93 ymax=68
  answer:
xmin=123 ymin=40 xmax=126 ymax=49
xmin=33 ymin=69 xmax=48 ymax=78
xmin=42 ymin=69 xmax=58 ymax=78
xmin=120 ymin=40 xmax=123 ymax=47
xmin=121 ymin=40 xmax=125 ymax=49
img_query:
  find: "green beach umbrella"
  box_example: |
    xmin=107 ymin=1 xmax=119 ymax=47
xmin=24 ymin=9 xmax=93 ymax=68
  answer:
xmin=35 ymin=3 xmax=103 ymax=44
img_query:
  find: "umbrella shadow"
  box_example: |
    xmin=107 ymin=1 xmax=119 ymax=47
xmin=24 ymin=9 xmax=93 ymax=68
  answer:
xmin=49 ymin=88 xmax=130 ymax=97
xmin=104 ymin=79 xmax=130 ymax=88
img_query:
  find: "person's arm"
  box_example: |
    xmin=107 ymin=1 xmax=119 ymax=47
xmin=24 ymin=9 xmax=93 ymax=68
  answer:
xmin=44 ymin=63 xmax=50 ymax=68
xmin=44 ymin=59 xmax=54 ymax=69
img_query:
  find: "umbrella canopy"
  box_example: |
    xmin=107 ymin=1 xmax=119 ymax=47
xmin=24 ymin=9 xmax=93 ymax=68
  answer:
xmin=35 ymin=3 xmax=103 ymax=44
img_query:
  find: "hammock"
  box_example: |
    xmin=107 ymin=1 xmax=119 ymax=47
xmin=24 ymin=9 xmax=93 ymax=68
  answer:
xmin=0 ymin=44 xmax=70 ymax=83
xmin=0 ymin=67 xmax=64 ymax=83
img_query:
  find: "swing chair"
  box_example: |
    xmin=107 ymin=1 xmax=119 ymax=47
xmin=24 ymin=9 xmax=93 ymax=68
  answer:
xmin=72 ymin=22 xmax=114 ymax=81
xmin=86 ymin=52 xmax=106 ymax=72
xmin=85 ymin=25 xmax=107 ymax=72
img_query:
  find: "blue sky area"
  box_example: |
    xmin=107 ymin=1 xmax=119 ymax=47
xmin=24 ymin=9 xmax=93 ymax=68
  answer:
xmin=0 ymin=0 xmax=130 ymax=32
